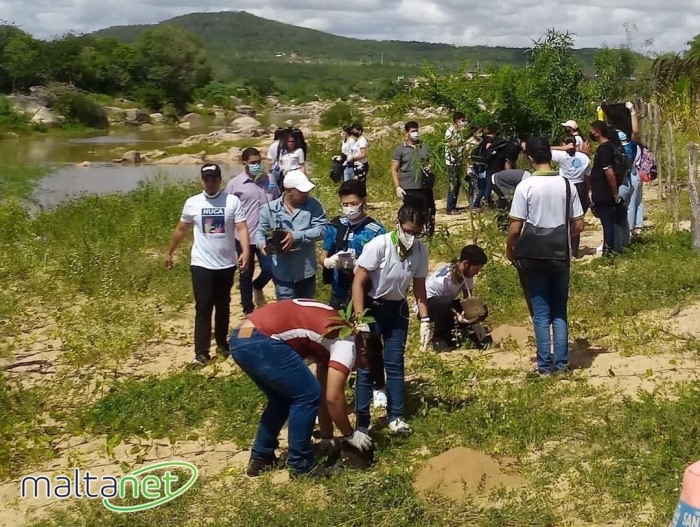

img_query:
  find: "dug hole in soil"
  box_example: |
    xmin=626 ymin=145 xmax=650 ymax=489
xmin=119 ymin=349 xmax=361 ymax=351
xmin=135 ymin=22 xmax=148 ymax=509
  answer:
xmin=414 ymin=447 xmax=524 ymax=501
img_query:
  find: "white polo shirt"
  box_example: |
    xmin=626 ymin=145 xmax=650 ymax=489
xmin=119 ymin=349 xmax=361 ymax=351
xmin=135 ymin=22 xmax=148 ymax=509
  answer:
xmin=426 ymin=265 xmax=474 ymax=300
xmin=509 ymin=172 xmax=584 ymax=229
xmin=356 ymin=233 xmax=429 ymax=301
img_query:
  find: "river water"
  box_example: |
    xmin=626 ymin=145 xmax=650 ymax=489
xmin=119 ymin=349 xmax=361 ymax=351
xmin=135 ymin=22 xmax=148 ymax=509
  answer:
xmin=0 ymin=112 xmax=306 ymax=208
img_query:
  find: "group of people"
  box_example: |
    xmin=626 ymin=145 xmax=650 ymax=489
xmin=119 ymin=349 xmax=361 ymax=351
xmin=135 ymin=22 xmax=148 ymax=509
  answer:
xmin=163 ymin=103 xmax=651 ymax=478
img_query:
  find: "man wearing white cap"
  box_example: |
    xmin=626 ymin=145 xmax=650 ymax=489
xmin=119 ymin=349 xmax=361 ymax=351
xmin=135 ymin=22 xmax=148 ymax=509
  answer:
xmin=255 ymin=170 xmax=327 ymax=300
xmin=560 ymin=120 xmax=588 ymax=153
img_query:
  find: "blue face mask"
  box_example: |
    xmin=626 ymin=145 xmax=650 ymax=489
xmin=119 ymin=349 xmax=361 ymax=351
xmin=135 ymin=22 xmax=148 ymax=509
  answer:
xmin=248 ymin=163 xmax=264 ymax=177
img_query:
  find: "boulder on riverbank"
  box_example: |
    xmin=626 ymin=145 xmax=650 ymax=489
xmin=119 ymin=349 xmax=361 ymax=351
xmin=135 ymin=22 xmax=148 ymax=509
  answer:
xmin=104 ymin=107 xmax=127 ymax=123
xmin=154 ymin=152 xmax=206 ymax=165
xmin=149 ymin=113 xmax=164 ymax=124
xmin=181 ymin=113 xmax=205 ymax=127
xmin=235 ymin=105 xmax=256 ymax=117
xmin=178 ymin=122 xmax=191 ymax=131
xmin=124 ymin=108 xmax=150 ymax=123
xmin=30 ymin=107 xmax=58 ymax=125
xmin=178 ymin=128 xmax=241 ymax=148
xmin=77 ymin=161 xmax=92 ymax=168
xmin=231 ymin=116 xmax=263 ymax=135
xmin=117 ymin=150 xmax=142 ymax=163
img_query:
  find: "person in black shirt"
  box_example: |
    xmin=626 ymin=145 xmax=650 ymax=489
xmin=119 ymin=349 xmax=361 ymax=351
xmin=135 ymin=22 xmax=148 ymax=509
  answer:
xmin=588 ymin=121 xmax=625 ymax=255
xmin=472 ymin=123 xmax=519 ymax=209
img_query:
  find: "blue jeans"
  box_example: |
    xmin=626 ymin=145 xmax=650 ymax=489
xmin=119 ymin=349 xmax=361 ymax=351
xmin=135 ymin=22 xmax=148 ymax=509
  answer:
xmin=617 ymin=175 xmax=633 ymax=246
xmin=595 ymin=202 xmax=626 ymax=256
xmin=627 ymin=171 xmax=644 ymax=230
xmin=236 ymin=242 xmax=273 ymax=315
xmin=229 ymin=328 xmax=320 ymax=474
xmin=524 ymin=270 xmax=570 ymax=374
xmin=473 ymin=172 xmax=490 ymax=208
xmin=446 ymin=165 xmax=462 ymax=211
xmin=274 ymin=275 xmax=316 ymax=300
xmin=343 ymin=164 xmax=353 ymax=182
xmin=355 ymin=299 xmax=409 ymax=428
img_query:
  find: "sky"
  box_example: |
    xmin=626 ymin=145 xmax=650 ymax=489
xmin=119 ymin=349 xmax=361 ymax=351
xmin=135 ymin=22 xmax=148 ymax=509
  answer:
xmin=1 ymin=0 xmax=698 ymax=53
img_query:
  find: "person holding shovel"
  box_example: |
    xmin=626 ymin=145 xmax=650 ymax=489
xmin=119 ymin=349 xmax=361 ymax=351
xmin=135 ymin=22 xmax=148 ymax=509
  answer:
xmin=229 ymin=298 xmax=376 ymax=479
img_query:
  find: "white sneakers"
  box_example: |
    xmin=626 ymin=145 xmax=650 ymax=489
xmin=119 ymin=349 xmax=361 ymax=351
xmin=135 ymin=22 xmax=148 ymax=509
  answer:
xmin=388 ymin=418 xmax=412 ymax=435
xmin=372 ymin=389 xmax=388 ymax=409
xmin=253 ymin=289 xmax=267 ymax=307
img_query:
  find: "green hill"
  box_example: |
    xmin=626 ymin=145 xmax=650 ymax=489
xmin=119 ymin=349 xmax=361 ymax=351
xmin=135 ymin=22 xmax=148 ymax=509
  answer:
xmin=94 ymin=11 xmax=600 ymax=72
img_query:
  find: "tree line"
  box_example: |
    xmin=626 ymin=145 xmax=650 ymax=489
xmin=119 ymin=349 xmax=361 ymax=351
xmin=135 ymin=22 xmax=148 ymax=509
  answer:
xmin=0 ymin=23 xmax=211 ymax=111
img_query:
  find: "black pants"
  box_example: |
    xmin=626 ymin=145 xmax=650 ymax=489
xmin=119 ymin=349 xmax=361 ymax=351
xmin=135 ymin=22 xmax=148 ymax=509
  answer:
xmin=571 ymin=182 xmax=590 ymax=258
xmin=427 ymin=296 xmax=461 ymax=341
xmin=191 ymin=265 xmax=236 ymax=357
xmin=236 ymin=242 xmax=273 ymax=315
xmin=403 ymin=188 xmax=436 ymax=237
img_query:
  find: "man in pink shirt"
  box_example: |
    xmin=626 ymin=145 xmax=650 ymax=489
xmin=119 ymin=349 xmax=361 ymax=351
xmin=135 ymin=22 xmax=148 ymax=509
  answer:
xmin=225 ymin=148 xmax=280 ymax=314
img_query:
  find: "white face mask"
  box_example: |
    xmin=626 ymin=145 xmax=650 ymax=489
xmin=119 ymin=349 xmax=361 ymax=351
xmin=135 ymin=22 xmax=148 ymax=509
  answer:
xmin=397 ymin=224 xmax=415 ymax=251
xmin=342 ymin=205 xmax=363 ymax=221
xmin=409 ymin=131 xmax=420 ymax=141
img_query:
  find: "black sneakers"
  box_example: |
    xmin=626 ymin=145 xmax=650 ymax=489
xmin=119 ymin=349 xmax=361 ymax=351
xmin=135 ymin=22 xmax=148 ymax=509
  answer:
xmin=246 ymin=456 xmax=279 ymax=477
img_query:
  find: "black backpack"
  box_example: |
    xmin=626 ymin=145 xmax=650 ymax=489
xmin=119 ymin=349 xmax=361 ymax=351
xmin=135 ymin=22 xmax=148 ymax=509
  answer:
xmin=606 ymin=142 xmax=632 ymax=186
xmin=329 ymin=159 xmax=344 ymax=183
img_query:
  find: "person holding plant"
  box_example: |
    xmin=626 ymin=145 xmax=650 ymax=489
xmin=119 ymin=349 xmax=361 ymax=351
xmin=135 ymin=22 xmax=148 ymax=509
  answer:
xmin=225 ymin=147 xmax=278 ymax=313
xmin=351 ymin=204 xmax=431 ymax=436
xmin=229 ymin=298 xmax=374 ymax=479
xmin=391 ymin=121 xmax=435 ymax=237
xmin=165 ymin=163 xmax=250 ymax=365
xmin=255 ymin=170 xmax=326 ymax=300
xmin=320 ymin=179 xmax=387 ymax=409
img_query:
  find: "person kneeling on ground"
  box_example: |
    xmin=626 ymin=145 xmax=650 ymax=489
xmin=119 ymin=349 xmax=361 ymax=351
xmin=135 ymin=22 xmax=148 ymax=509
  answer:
xmin=229 ymin=298 xmax=375 ymax=479
xmin=426 ymin=245 xmax=488 ymax=352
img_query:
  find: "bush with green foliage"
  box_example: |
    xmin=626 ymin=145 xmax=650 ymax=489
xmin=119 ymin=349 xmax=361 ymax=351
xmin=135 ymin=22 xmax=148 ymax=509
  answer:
xmin=54 ymin=92 xmax=109 ymax=129
xmin=320 ymin=101 xmax=363 ymax=130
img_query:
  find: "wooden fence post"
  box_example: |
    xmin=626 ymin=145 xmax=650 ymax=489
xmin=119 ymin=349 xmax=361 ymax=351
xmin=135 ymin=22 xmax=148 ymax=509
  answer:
xmin=688 ymin=143 xmax=700 ymax=251
xmin=655 ymin=103 xmax=664 ymax=200
xmin=666 ymin=123 xmax=680 ymax=230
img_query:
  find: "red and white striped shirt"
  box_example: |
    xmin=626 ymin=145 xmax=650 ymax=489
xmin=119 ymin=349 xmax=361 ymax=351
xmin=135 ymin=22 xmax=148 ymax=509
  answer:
xmin=246 ymin=299 xmax=356 ymax=374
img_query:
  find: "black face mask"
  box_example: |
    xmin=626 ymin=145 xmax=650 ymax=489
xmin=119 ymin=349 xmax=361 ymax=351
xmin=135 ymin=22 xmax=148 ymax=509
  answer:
xmin=351 ymin=132 xmax=360 ymax=137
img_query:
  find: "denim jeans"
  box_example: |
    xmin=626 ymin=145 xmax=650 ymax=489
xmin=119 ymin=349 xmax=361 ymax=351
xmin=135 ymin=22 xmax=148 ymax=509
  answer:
xmin=229 ymin=328 xmax=320 ymax=475
xmin=473 ymin=172 xmax=490 ymax=208
xmin=617 ymin=175 xmax=633 ymax=246
xmin=627 ymin=171 xmax=644 ymax=230
xmin=523 ymin=270 xmax=570 ymax=374
xmin=236 ymin=242 xmax=273 ymax=315
xmin=595 ymin=202 xmax=626 ymax=256
xmin=355 ymin=299 xmax=409 ymax=428
xmin=343 ymin=164 xmax=353 ymax=182
xmin=274 ymin=275 xmax=317 ymax=300
xmin=446 ymin=165 xmax=462 ymax=211
xmin=191 ymin=265 xmax=236 ymax=356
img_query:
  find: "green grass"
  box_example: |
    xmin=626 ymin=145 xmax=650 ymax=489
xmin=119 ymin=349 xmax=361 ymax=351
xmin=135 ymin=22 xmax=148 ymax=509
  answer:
xmin=0 ymin=165 xmax=50 ymax=201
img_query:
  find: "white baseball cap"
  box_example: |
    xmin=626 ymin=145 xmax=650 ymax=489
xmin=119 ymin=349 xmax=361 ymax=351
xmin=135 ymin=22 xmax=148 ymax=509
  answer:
xmin=283 ymin=170 xmax=315 ymax=193
xmin=561 ymin=120 xmax=579 ymax=129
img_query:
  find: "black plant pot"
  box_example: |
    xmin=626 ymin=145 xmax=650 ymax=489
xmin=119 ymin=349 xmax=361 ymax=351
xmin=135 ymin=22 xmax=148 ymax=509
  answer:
xmin=265 ymin=229 xmax=287 ymax=255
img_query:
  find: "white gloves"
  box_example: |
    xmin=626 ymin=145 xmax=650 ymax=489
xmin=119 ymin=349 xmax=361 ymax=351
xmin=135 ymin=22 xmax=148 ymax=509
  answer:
xmin=344 ymin=429 xmax=373 ymax=451
xmin=456 ymin=314 xmax=469 ymax=325
xmin=420 ymin=318 xmax=432 ymax=350
xmin=324 ymin=253 xmax=354 ymax=270
xmin=625 ymin=101 xmax=636 ymax=115
xmin=396 ymin=187 xmax=406 ymax=199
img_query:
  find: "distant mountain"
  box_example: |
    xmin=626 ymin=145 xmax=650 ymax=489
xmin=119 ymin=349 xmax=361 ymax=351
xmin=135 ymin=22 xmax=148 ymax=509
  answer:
xmin=93 ymin=11 xmax=602 ymax=73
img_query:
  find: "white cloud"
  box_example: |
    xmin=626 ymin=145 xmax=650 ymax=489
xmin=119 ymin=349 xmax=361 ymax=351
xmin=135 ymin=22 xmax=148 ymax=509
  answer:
xmin=0 ymin=0 xmax=696 ymax=53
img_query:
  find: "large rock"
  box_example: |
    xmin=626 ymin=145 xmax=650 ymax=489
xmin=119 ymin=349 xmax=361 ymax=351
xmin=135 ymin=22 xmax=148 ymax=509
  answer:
xmin=213 ymin=111 xmax=228 ymax=125
xmin=182 ymin=113 xmax=205 ymax=127
xmin=104 ymin=107 xmax=127 ymax=123
xmin=124 ymin=108 xmax=150 ymax=123
xmin=154 ymin=153 xmax=206 ymax=165
xmin=235 ymin=105 xmax=257 ymax=117
xmin=266 ymin=96 xmax=280 ymax=108
xmin=30 ymin=107 xmax=58 ymax=125
xmin=7 ymin=95 xmax=45 ymax=116
xmin=149 ymin=112 xmax=164 ymax=124
xmin=142 ymin=150 xmax=166 ymax=160
xmin=178 ymin=122 xmax=191 ymax=131
xmin=231 ymin=116 xmax=262 ymax=135
xmin=118 ymin=150 xmax=142 ymax=163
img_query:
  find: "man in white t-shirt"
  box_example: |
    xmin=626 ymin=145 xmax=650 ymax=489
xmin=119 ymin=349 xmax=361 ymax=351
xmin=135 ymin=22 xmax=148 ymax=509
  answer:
xmin=506 ymin=137 xmax=584 ymax=377
xmin=165 ymin=164 xmax=250 ymax=365
xmin=426 ymin=244 xmax=487 ymax=352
